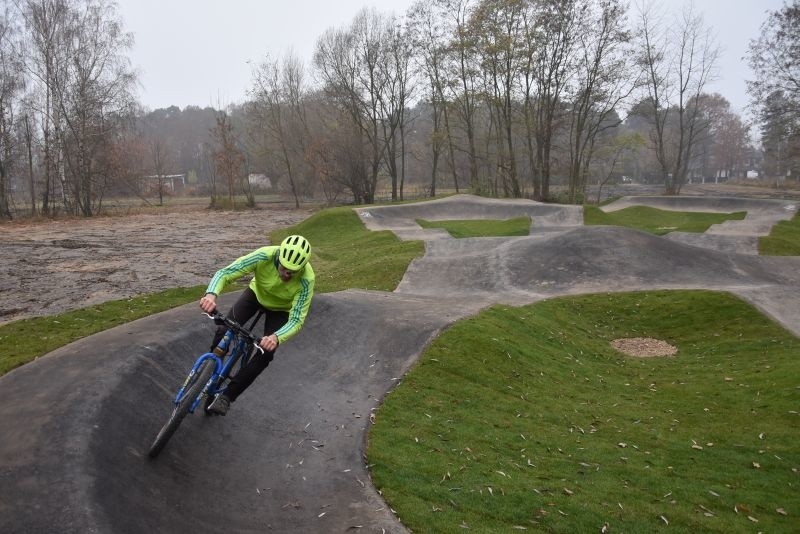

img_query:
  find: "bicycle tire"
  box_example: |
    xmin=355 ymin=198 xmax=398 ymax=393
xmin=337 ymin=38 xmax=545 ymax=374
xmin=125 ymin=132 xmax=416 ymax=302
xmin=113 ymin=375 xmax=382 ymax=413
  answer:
xmin=148 ymin=360 xmax=214 ymax=458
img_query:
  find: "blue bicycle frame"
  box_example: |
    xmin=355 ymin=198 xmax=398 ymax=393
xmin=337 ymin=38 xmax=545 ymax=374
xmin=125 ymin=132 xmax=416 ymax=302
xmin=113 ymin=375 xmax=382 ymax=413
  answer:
xmin=173 ymin=312 xmax=263 ymax=413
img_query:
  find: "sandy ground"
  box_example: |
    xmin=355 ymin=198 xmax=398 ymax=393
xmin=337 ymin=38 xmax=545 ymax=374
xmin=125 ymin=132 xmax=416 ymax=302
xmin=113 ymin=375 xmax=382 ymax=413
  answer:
xmin=0 ymin=206 xmax=314 ymax=325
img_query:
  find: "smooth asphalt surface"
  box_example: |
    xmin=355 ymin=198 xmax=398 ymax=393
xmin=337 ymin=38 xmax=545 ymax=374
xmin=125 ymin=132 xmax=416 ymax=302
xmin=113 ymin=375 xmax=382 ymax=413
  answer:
xmin=1 ymin=194 xmax=798 ymax=533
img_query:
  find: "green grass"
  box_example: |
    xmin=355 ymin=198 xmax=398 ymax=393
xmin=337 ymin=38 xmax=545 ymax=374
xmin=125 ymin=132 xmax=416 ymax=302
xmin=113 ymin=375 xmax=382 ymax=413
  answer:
xmin=584 ymin=205 xmax=747 ymax=235
xmin=416 ymin=217 xmax=531 ymax=238
xmin=368 ymin=290 xmax=799 ymax=533
xmin=759 ymin=208 xmax=800 ymax=255
xmin=270 ymin=207 xmax=423 ymax=292
xmin=0 ymin=207 xmax=422 ymax=376
xmin=0 ymin=285 xmax=232 ymax=375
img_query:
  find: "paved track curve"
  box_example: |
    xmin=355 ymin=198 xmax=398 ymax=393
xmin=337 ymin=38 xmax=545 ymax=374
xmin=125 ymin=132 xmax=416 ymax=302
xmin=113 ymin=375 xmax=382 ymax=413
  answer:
xmin=1 ymin=194 xmax=798 ymax=533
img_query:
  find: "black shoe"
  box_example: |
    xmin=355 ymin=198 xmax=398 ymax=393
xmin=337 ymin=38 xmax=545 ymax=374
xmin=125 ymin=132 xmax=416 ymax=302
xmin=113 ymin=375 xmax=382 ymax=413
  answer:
xmin=208 ymin=394 xmax=231 ymax=416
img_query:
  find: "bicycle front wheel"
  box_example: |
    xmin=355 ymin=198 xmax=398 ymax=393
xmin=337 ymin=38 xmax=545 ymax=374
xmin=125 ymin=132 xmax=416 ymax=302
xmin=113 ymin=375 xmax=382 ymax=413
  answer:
xmin=148 ymin=360 xmax=214 ymax=458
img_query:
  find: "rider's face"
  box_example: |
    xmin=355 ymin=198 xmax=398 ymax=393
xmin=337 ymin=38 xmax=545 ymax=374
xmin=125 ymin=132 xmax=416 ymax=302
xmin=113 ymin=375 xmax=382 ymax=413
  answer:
xmin=278 ymin=264 xmax=298 ymax=282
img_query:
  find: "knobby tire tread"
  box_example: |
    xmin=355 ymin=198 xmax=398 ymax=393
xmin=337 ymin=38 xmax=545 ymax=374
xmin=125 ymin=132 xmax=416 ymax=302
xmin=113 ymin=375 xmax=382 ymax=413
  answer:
xmin=148 ymin=361 xmax=214 ymax=458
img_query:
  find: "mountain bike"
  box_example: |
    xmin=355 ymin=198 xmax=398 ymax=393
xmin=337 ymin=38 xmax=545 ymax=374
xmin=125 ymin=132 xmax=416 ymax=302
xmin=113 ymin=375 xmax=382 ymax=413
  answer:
xmin=147 ymin=311 xmax=263 ymax=458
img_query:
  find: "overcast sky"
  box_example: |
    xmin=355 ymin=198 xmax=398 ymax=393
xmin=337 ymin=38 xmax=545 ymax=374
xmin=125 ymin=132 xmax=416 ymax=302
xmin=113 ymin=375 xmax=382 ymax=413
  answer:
xmin=116 ymin=0 xmax=785 ymax=116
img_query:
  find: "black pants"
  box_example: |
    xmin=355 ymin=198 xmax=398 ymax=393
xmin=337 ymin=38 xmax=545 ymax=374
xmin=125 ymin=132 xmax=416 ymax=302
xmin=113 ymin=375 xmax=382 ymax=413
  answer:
xmin=210 ymin=288 xmax=288 ymax=402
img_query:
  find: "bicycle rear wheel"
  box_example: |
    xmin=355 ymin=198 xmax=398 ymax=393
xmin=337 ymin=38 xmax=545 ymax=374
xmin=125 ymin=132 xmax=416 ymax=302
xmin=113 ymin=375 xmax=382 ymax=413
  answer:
xmin=148 ymin=360 xmax=214 ymax=458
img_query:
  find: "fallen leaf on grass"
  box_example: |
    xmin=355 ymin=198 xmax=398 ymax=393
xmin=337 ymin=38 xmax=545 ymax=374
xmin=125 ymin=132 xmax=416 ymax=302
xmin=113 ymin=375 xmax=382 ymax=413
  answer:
xmin=659 ymin=515 xmax=669 ymax=525
xmin=776 ymin=508 xmax=787 ymax=516
xmin=698 ymin=504 xmax=715 ymax=517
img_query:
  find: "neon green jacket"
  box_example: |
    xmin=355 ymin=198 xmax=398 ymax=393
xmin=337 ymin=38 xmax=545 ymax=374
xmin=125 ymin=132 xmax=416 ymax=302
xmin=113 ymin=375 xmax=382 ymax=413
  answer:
xmin=205 ymin=246 xmax=314 ymax=344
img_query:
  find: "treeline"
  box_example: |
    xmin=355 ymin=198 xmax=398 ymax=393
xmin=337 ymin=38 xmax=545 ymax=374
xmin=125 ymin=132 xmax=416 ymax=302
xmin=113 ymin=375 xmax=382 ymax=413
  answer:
xmin=1 ymin=0 xmax=797 ymax=219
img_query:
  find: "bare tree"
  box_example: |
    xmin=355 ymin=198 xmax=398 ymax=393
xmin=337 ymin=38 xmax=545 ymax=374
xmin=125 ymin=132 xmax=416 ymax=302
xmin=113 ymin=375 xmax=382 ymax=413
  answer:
xmin=711 ymin=108 xmax=750 ymax=181
xmin=210 ymin=111 xmax=245 ymax=206
xmin=635 ymin=1 xmax=720 ymax=194
xmin=746 ymin=0 xmax=799 ymax=125
xmin=440 ymin=0 xmax=481 ymax=192
xmin=17 ymin=0 xmax=69 ymax=216
xmin=314 ymin=8 xmax=395 ymax=204
xmin=471 ymin=0 xmax=525 ymax=197
xmin=250 ymin=52 xmax=309 ymax=208
xmin=57 ymin=0 xmax=135 ymax=215
xmin=149 ymin=137 xmax=171 ymax=205
xmin=377 ymin=17 xmax=415 ymax=201
xmin=567 ymin=0 xmax=634 ymax=203
xmin=22 ymin=112 xmax=36 ymax=215
xmin=521 ymin=0 xmax=579 ymax=200
xmin=747 ymin=0 xmax=799 ymax=180
xmin=14 ymin=0 xmax=135 ymax=216
xmin=407 ymin=0 xmax=460 ymax=196
xmin=592 ymin=131 xmax=645 ymax=203
xmin=0 ymin=5 xmax=24 ymax=219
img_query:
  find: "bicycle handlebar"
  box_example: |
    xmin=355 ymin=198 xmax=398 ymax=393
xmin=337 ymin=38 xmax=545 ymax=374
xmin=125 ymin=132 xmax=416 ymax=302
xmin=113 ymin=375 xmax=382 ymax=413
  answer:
xmin=204 ymin=312 xmax=265 ymax=354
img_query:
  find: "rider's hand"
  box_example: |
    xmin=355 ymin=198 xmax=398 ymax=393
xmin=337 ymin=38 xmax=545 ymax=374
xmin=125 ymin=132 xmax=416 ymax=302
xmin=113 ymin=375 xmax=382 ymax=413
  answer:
xmin=260 ymin=334 xmax=279 ymax=352
xmin=199 ymin=293 xmax=217 ymax=314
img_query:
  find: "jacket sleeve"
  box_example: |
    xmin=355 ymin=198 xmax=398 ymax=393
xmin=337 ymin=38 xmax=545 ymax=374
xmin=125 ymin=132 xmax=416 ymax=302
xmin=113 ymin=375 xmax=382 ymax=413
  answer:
xmin=205 ymin=249 xmax=269 ymax=296
xmin=274 ymin=276 xmax=314 ymax=344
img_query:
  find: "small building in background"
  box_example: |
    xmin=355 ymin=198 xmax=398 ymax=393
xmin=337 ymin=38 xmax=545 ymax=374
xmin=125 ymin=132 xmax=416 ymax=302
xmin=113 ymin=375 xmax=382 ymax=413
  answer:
xmin=248 ymin=173 xmax=273 ymax=189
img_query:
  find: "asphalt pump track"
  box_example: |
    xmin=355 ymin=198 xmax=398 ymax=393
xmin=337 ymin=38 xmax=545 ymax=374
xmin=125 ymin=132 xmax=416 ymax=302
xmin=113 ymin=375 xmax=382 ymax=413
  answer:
xmin=1 ymin=194 xmax=798 ymax=533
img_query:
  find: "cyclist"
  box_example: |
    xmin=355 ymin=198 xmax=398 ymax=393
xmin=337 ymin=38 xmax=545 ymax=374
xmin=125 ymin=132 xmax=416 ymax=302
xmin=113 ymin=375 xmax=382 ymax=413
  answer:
xmin=199 ymin=235 xmax=314 ymax=415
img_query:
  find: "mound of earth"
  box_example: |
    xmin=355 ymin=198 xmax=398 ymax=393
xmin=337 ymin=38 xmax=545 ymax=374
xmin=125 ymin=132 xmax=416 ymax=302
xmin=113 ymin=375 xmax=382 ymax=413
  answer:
xmin=610 ymin=337 xmax=678 ymax=357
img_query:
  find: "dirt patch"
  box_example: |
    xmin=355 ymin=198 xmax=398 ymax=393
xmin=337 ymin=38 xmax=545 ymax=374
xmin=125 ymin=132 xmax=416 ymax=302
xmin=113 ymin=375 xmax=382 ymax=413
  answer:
xmin=0 ymin=206 xmax=314 ymax=325
xmin=610 ymin=337 xmax=678 ymax=357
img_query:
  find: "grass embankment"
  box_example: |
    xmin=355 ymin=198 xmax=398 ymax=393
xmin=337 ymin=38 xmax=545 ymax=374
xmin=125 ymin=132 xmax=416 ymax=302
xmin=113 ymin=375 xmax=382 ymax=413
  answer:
xmin=368 ymin=290 xmax=799 ymax=533
xmin=0 ymin=285 xmax=216 ymax=376
xmin=584 ymin=205 xmax=746 ymax=235
xmin=0 ymin=208 xmax=422 ymax=376
xmin=759 ymin=208 xmax=800 ymax=255
xmin=272 ymin=207 xmax=423 ymax=292
xmin=416 ymin=217 xmax=531 ymax=238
